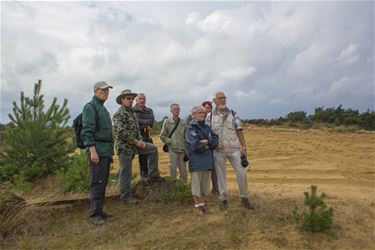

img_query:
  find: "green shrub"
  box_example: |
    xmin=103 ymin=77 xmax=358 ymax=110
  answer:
xmin=162 ymin=178 xmax=192 ymax=204
xmin=286 ymin=111 xmax=308 ymax=123
xmin=0 ymin=80 xmax=74 ymax=184
xmin=292 ymin=185 xmax=334 ymax=232
xmin=58 ymin=151 xmax=89 ymax=192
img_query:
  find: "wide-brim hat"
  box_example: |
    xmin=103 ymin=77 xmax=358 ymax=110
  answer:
xmin=116 ymin=89 xmax=138 ymax=104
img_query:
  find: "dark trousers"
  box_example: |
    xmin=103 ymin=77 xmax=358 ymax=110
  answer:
xmin=89 ymin=157 xmax=110 ymax=217
xmin=139 ymin=154 xmax=148 ymax=177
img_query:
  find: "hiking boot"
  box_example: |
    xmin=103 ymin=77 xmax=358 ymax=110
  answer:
xmin=148 ymin=176 xmax=165 ymax=182
xmin=241 ymin=198 xmax=255 ymax=210
xmin=211 ymin=189 xmax=220 ymax=196
xmin=220 ymin=200 xmax=228 ymax=210
xmin=140 ymin=172 xmax=148 ymax=178
xmin=101 ymin=211 xmax=113 ymax=220
xmin=122 ymin=198 xmax=139 ymax=205
xmin=90 ymin=215 xmax=105 ymax=225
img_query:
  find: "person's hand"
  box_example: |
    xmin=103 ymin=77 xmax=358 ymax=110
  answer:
xmin=200 ymin=139 xmax=208 ymax=145
xmin=241 ymin=147 xmax=247 ymax=157
xmin=137 ymin=140 xmax=146 ymax=149
xmin=146 ymin=126 xmax=152 ymax=133
xmin=90 ymin=147 xmax=99 ymax=164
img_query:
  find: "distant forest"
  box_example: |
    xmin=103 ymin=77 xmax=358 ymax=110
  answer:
xmin=244 ymin=105 xmax=375 ymax=131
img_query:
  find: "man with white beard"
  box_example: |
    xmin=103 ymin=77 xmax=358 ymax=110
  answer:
xmin=206 ymin=91 xmax=254 ymax=210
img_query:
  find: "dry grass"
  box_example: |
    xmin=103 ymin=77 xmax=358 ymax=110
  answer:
xmin=1 ymin=191 xmax=374 ymax=250
xmin=1 ymin=126 xmax=374 ymax=249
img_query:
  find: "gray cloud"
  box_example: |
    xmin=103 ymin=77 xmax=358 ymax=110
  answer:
xmin=1 ymin=1 xmax=374 ymax=123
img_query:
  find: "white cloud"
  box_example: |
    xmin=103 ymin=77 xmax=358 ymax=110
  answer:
xmin=1 ymin=2 xmax=373 ymax=122
xmin=235 ymin=89 xmax=265 ymax=103
xmin=288 ymin=43 xmax=334 ymax=78
xmin=185 ymin=12 xmax=201 ymax=26
xmin=335 ymin=43 xmax=360 ymax=66
xmin=219 ymin=66 xmax=256 ymax=80
xmin=197 ymin=11 xmax=236 ymax=33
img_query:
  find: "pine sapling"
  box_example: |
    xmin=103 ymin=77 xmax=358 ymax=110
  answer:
xmin=292 ymin=185 xmax=334 ymax=232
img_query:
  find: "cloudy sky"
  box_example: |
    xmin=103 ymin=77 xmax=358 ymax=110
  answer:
xmin=1 ymin=1 xmax=374 ymax=123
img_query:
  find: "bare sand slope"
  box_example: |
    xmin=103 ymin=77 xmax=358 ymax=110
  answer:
xmin=140 ymin=125 xmax=374 ymax=201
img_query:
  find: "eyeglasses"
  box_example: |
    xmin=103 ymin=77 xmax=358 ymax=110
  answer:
xmin=125 ymin=97 xmax=134 ymax=100
xmin=216 ymin=96 xmax=227 ymax=100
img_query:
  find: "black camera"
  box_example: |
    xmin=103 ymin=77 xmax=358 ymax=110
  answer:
xmin=241 ymin=155 xmax=249 ymax=168
xmin=162 ymin=144 xmax=169 ymax=152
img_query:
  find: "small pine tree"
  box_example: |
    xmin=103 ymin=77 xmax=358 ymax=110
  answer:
xmin=292 ymin=185 xmax=334 ymax=232
xmin=0 ymin=80 xmax=74 ymax=183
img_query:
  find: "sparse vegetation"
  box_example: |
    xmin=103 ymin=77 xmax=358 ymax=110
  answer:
xmin=292 ymin=185 xmax=334 ymax=232
xmin=161 ymin=178 xmax=192 ymax=204
xmin=132 ymin=178 xmax=192 ymax=204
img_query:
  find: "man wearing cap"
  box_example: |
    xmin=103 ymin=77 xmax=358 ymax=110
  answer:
xmin=132 ymin=93 xmax=155 ymax=179
xmin=206 ymin=91 xmax=254 ymax=210
xmin=81 ymin=81 xmax=114 ymax=225
xmin=113 ymin=89 xmax=163 ymax=204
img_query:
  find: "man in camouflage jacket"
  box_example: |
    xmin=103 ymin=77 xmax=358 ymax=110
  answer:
xmin=113 ymin=89 xmax=162 ymax=203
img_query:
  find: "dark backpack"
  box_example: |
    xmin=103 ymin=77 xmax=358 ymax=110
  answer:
xmin=73 ymin=103 xmax=99 ymax=149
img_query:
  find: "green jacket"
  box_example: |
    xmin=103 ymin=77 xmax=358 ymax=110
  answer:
xmin=113 ymin=105 xmax=142 ymax=155
xmin=160 ymin=117 xmax=187 ymax=153
xmin=81 ymin=96 xmax=114 ymax=157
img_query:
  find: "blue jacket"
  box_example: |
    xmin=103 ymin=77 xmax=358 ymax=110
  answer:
xmin=186 ymin=119 xmax=219 ymax=172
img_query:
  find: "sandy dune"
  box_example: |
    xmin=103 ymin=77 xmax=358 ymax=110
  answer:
xmin=131 ymin=125 xmax=374 ymax=201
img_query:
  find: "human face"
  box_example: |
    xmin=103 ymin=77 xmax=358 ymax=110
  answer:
xmin=204 ymin=104 xmax=212 ymax=115
xmin=170 ymin=104 xmax=180 ymax=117
xmin=95 ymin=88 xmax=110 ymax=102
xmin=193 ymin=108 xmax=206 ymax=122
xmin=121 ymin=95 xmax=134 ymax=108
xmin=213 ymin=92 xmax=227 ymax=110
xmin=136 ymin=94 xmax=146 ymax=108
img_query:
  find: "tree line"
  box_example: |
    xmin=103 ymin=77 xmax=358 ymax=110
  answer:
xmin=244 ymin=105 xmax=375 ymax=131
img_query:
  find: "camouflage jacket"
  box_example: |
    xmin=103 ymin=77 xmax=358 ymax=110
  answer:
xmin=113 ymin=105 xmax=142 ymax=155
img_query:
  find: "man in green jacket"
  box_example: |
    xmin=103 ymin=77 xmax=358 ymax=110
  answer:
xmin=81 ymin=81 xmax=114 ymax=225
xmin=113 ymin=89 xmax=163 ymax=204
